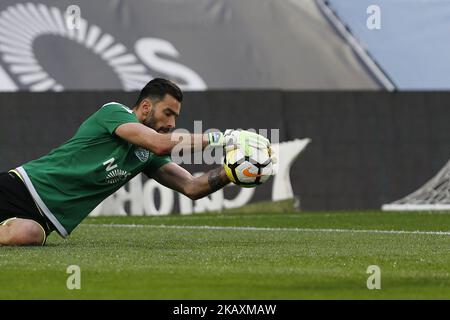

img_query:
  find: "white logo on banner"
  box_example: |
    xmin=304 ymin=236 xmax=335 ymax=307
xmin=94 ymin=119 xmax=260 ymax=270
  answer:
xmin=0 ymin=3 xmax=206 ymax=91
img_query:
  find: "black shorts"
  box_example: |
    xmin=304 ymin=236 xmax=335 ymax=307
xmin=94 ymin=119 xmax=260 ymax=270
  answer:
xmin=0 ymin=171 xmax=55 ymax=236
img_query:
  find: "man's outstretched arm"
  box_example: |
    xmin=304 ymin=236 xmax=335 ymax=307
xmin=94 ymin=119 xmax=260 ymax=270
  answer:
xmin=115 ymin=123 xmax=209 ymax=156
xmin=150 ymin=162 xmax=230 ymax=200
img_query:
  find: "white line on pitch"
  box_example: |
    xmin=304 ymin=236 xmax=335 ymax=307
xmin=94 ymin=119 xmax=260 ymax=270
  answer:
xmin=83 ymin=224 xmax=450 ymax=236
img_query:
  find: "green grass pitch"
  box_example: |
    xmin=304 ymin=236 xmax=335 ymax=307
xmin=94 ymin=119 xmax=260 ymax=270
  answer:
xmin=1 ymin=201 xmax=450 ymax=299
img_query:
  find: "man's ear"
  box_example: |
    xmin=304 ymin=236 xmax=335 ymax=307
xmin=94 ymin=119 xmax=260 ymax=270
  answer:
xmin=140 ymin=98 xmax=153 ymax=115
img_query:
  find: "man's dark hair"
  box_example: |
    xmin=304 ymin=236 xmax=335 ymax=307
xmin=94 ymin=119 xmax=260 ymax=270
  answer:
xmin=135 ymin=78 xmax=183 ymax=107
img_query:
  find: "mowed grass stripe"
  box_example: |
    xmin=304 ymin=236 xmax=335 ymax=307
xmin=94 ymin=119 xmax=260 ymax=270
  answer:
xmin=83 ymin=223 xmax=450 ymax=236
xmin=86 ymin=209 xmax=450 ymax=232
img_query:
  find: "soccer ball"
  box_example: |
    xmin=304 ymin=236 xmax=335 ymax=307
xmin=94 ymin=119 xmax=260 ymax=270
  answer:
xmin=224 ymin=145 xmax=273 ymax=188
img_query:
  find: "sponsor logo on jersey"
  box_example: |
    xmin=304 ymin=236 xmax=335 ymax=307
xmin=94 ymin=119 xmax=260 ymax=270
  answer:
xmin=134 ymin=147 xmax=150 ymax=162
xmin=106 ymin=169 xmax=131 ymax=184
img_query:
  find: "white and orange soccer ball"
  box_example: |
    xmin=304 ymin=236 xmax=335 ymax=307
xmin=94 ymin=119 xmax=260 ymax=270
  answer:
xmin=224 ymin=145 xmax=274 ymax=188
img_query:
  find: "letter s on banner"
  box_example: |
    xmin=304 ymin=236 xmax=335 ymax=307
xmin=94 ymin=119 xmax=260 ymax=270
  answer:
xmin=135 ymin=38 xmax=207 ymax=90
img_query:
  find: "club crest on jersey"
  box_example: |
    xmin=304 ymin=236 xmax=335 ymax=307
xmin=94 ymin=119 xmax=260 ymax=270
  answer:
xmin=134 ymin=147 xmax=150 ymax=162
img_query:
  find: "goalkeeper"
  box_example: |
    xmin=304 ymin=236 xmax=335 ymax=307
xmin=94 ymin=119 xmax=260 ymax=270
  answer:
xmin=0 ymin=78 xmax=270 ymax=246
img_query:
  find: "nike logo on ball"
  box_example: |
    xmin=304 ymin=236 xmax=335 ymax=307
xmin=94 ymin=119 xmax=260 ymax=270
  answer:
xmin=242 ymin=166 xmax=264 ymax=177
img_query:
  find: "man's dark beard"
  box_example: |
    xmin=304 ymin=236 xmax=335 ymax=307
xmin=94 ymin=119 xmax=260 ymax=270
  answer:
xmin=145 ymin=109 xmax=170 ymax=133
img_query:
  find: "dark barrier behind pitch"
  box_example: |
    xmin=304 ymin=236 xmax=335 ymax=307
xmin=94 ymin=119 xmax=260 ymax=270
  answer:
xmin=0 ymin=91 xmax=449 ymax=210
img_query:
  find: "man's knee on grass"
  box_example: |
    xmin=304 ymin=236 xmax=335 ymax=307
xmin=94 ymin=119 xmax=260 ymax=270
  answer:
xmin=0 ymin=218 xmax=45 ymax=246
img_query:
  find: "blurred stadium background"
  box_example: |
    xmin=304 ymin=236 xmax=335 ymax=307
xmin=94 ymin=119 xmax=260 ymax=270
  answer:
xmin=1 ymin=0 xmax=450 ymax=300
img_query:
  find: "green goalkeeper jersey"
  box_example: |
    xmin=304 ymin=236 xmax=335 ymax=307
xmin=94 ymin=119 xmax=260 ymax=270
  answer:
xmin=16 ymin=102 xmax=171 ymax=237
